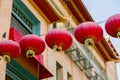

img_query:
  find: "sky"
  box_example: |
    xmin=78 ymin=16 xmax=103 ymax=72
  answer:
xmin=82 ymin=0 xmax=120 ymax=79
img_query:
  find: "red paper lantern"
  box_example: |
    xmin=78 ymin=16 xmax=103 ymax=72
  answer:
xmin=19 ymin=34 xmax=46 ymax=58
xmin=74 ymin=22 xmax=103 ymax=45
xmin=105 ymin=14 xmax=120 ymax=38
xmin=45 ymin=28 xmax=73 ymax=51
xmin=0 ymin=40 xmax=21 ymax=62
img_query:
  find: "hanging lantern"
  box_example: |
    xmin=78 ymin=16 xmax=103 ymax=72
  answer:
xmin=0 ymin=40 xmax=21 ymax=62
xmin=19 ymin=34 xmax=46 ymax=58
xmin=74 ymin=22 xmax=103 ymax=45
xmin=45 ymin=28 xmax=73 ymax=51
xmin=105 ymin=14 xmax=120 ymax=38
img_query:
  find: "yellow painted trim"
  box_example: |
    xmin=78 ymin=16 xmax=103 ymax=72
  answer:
xmin=60 ymin=0 xmax=79 ymax=24
xmin=70 ymin=0 xmax=86 ymax=22
xmin=97 ymin=42 xmax=112 ymax=60
xmin=47 ymin=0 xmax=67 ymax=22
xmin=24 ymin=0 xmax=51 ymax=23
xmin=25 ymin=0 xmax=67 ymax=23
xmin=77 ymin=0 xmax=93 ymax=21
xmin=102 ymin=37 xmax=120 ymax=60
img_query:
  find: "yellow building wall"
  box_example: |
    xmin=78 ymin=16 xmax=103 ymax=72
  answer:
xmin=0 ymin=0 xmax=118 ymax=80
xmin=0 ymin=0 xmax=13 ymax=80
xmin=0 ymin=0 xmax=12 ymax=39
xmin=22 ymin=0 xmax=90 ymax=80
xmin=106 ymin=61 xmax=118 ymax=80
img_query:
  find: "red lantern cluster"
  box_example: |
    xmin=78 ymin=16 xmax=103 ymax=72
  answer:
xmin=105 ymin=14 xmax=120 ymax=38
xmin=74 ymin=22 xmax=103 ymax=45
xmin=2 ymin=13 xmax=119 ymax=61
xmin=45 ymin=28 xmax=73 ymax=51
xmin=19 ymin=34 xmax=46 ymax=58
xmin=0 ymin=40 xmax=21 ymax=62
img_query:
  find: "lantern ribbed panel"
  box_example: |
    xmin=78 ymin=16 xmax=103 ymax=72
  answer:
xmin=45 ymin=29 xmax=73 ymax=51
xmin=19 ymin=34 xmax=45 ymax=55
xmin=74 ymin=22 xmax=103 ymax=44
xmin=105 ymin=14 xmax=120 ymax=38
xmin=0 ymin=40 xmax=21 ymax=58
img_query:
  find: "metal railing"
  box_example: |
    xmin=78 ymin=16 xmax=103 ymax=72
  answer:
xmin=65 ymin=34 xmax=108 ymax=80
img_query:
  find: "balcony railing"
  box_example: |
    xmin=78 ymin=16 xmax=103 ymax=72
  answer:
xmin=65 ymin=31 xmax=108 ymax=80
xmin=47 ymin=2 xmax=108 ymax=79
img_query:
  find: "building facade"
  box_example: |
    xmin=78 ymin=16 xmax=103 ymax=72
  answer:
xmin=0 ymin=0 xmax=119 ymax=80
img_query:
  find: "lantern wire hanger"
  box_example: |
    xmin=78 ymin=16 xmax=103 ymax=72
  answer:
xmin=0 ymin=55 xmax=11 ymax=63
xmin=2 ymin=55 xmax=11 ymax=63
xmin=26 ymin=49 xmax=36 ymax=58
xmin=53 ymin=45 xmax=62 ymax=51
xmin=0 ymin=55 xmax=10 ymax=63
xmin=84 ymin=38 xmax=95 ymax=46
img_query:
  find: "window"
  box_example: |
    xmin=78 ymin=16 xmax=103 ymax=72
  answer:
xmin=53 ymin=23 xmax=57 ymax=28
xmin=11 ymin=0 xmax=40 ymax=35
xmin=6 ymin=0 xmax=40 ymax=79
xmin=49 ymin=22 xmax=66 ymax=29
xmin=11 ymin=16 xmax=30 ymax=35
xmin=67 ymin=72 xmax=72 ymax=80
xmin=6 ymin=60 xmax=37 ymax=80
xmin=56 ymin=62 xmax=63 ymax=80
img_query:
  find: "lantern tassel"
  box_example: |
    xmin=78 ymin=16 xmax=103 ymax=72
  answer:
xmin=117 ymin=32 xmax=120 ymax=38
xmin=85 ymin=38 xmax=95 ymax=46
xmin=53 ymin=45 xmax=62 ymax=51
xmin=26 ymin=50 xmax=35 ymax=58
xmin=2 ymin=55 xmax=11 ymax=63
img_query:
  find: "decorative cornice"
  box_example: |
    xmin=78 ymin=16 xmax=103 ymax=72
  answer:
xmin=62 ymin=0 xmax=93 ymax=24
xmin=32 ymin=0 xmax=66 ymax=23
xmin=95 ymin=37 xmax=120 ymax=62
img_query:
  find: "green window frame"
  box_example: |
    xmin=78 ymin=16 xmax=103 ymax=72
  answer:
xmin=6 ymin=0 xmax=40 ymax=79
xmin=6 ymin=60 xmax=37 ymax=80
xmin=12 ymin=0 xmax=40 ymax=35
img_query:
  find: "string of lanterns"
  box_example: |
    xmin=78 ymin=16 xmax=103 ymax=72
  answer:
xmin=0 ymin=13 xmax=119 ymax=62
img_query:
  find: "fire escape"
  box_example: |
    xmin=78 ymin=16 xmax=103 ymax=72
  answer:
xmin=65 ymin=31 xmax=108 ymax=80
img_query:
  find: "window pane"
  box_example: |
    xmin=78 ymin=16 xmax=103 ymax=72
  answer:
xmin=10 ymin=16 xmax=30 ymax=35
xmin=56 ymin=62 xmax=63 ymax=80
xmin=12 ymin=0 xmax=40 ymax=35
xmin=67 ymin=72 xmax=72 ymax=80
